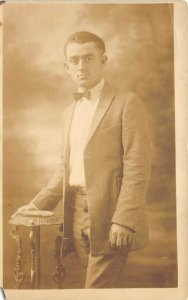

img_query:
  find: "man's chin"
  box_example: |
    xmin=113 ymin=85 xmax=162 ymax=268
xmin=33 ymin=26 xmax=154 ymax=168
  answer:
xmin=77 ymin=79 xmax=92 ymax=90
xmin=77 ymin=79 xmax=102 ymax=90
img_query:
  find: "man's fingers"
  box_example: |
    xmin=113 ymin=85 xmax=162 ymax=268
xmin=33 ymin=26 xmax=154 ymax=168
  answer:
xmin=123 ymin=236 xmax=128 ymax=247
xmin=109 ymin=233 xmax=117 ymax=248
xmin=11 ymin=212 xmax=18 ymax=218
xmin=109 ymin=224 xmax=133 ymax=250
xmin=127 ymin=233 xmax=132 ymax=245
xmin=116 ymin=235 xmax=123 ymax=250
xmin=11 ymin=204 xmax=36 ymax=218
xmin=122 ymin=233 xmax=132 ymax=246
xmin=11 ymin=207 xmax=22 ymax=218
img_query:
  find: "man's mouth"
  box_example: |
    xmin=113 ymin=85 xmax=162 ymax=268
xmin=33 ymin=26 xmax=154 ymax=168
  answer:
xmin=78 ymin=73 xmax=89 ymax=78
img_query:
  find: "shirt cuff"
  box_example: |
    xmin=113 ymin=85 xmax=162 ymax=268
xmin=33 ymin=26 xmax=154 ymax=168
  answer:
xmin=30 ymin=203 xmax=39 ymax=210
xmin=112 ymin=222 xmax=136 ymax=233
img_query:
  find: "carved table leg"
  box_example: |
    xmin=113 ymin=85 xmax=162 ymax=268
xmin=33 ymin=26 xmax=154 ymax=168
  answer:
xmin=10 ymin=225 xmax=24 ymax=288
xmin=29 ymin=226 xmax=40 ymax=289
xmin=52 ymin=224 xmax=65 ymax=288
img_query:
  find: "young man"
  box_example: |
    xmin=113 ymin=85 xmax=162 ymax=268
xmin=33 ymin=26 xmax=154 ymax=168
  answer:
xmin=13 ymin=31 xmax=152 ymax=288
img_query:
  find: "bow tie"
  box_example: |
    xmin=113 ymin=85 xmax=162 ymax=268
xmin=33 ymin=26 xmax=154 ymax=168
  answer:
xmin=73 ymin=90 xmax=91 ymax=101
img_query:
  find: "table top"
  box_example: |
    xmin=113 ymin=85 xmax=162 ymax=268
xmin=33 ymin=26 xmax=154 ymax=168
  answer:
xmin=9 ymin=211 xmax=64 ymax=227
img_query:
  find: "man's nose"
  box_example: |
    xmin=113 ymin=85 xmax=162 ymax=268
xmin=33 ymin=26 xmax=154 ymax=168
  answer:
xmin=78 ymin=58 xmax=86 ymax=70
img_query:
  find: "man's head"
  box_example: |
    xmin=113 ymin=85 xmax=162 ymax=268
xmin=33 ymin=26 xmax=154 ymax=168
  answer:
xmin=64 ymin=31 xmax=107 ymax=91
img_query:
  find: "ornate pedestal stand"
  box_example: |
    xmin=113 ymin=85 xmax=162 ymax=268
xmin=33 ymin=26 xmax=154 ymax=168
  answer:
xmin=9 ymin=211 xmax=65 ymax=289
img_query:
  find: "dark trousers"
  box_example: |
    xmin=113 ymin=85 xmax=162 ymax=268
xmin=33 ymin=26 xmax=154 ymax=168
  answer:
xmin=70 ymin=188 xmax=129 ymax=288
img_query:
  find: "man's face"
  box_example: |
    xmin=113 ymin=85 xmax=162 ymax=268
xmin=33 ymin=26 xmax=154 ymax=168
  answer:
xmin=65 ymin=41 xmax=107 ymax=90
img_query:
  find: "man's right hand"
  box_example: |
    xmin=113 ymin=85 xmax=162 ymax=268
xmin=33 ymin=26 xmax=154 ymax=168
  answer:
xmin=11 ymin=203 xmax=38 ymax=218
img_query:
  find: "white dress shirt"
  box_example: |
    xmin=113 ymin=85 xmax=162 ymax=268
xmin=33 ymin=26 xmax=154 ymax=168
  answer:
xmin=69 ymin=79 xmax=105 ymax=186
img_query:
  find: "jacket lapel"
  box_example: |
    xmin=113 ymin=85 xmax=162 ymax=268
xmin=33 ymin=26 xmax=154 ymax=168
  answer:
xmin=63 ymin=102 xmax=76 ymax=164
xmin=85 ymin=82 xmax=115 ymax=147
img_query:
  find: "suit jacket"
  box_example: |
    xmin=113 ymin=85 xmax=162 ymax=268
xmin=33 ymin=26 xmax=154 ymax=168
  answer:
xmin=31 ymin=82 xmax=152 ymax=255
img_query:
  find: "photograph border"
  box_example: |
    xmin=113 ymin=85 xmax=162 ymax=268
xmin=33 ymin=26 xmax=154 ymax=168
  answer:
xmin=0 ymin=1 xmax=188 ymax=299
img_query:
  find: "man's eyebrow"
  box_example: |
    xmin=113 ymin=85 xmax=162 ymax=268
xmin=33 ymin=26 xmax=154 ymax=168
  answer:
xmin=69 ymin=53 xmax=95 ymax=59
xmin=68 ymin=55 xmax=78 ymax=59
xmin=83 ymin=53 xmax=94 ymax=57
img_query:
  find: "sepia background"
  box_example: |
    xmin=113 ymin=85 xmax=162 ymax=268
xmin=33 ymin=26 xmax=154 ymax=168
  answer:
xmin=3 ymin=3 xmax=177 ymax=288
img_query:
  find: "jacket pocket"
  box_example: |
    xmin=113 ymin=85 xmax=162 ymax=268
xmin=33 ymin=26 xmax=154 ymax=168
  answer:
xmin=101 ymin=122 xmax=121 ymax=132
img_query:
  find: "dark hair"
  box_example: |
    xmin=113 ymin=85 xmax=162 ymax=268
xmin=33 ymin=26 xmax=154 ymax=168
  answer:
xmin=64 ymin=31 xmax=106 ymax=56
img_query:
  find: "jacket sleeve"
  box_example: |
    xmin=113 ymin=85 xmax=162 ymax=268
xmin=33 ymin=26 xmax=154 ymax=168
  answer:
xmin=31 ymin=115 xmax=65 ymax=211
xmin=111 ymin=93 xmax=152 ymax=231
xmin=31 ymin=152 xmax=64 ymax=211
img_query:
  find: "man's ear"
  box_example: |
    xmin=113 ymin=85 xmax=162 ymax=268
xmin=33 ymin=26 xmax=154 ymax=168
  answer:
xmin=64 ymin=62 xmax=70 ymax=74
xmin=101 ymin=53 xmax=107 ymax=65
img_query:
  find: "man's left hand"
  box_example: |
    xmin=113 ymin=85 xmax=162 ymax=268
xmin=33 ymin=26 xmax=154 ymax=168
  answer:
xmin=109 ymin=223 xmax=133 ymax=250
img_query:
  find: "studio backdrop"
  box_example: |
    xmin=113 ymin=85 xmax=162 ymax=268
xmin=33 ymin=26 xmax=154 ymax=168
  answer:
xmin=3 ymin=3 xmax=177 ymax=289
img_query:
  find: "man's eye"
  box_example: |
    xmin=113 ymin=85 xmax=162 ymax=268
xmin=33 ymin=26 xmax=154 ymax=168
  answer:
xmin=85 ymin=56 xmax=94 ymax=62
xmin=70 ymin=57 xmax=78 ymax=64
